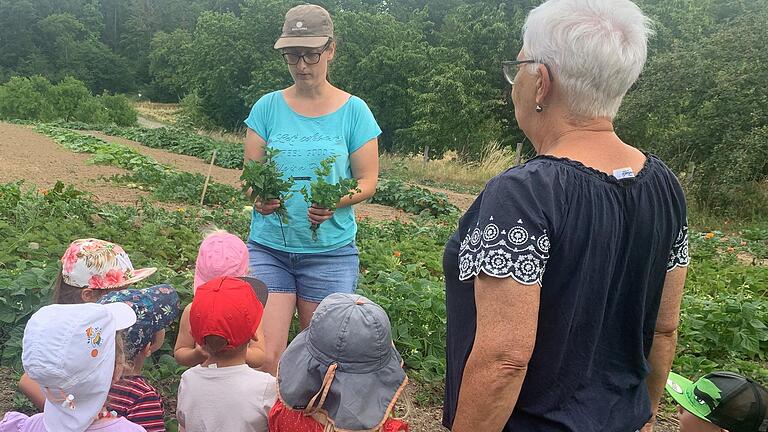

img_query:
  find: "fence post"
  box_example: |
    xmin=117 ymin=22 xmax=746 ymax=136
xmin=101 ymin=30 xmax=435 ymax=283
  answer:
xmin=514 ymin=142 xmax=524 ymax=166
xmin=422 ymin=145 xmax=430 ymax=165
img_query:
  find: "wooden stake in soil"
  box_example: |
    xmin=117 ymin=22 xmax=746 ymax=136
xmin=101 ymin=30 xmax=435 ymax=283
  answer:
xmin=514 ymin=142 xmax=524 ymax=166
xmin=200 ymin=149 xmax=218 ymax=206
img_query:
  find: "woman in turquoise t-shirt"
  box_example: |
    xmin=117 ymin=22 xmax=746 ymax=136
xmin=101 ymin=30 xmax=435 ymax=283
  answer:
xmin=243 ymin=4 xmax=381 ymax=375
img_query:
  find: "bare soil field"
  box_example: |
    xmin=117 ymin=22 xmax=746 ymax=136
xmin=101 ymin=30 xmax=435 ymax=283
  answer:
xmin=0 ymin=123 xmax=148 ymax=205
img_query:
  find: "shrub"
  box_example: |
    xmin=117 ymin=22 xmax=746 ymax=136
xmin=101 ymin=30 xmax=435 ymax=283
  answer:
xmin=0 ymin=75 xmax=138 ymax=126
xmin=0 ymin=76 xmax=54 ymax=121
xmin=48 ymin=76 xmax=107 ymax=123
xmin=370 ymin=178 xmax=458 ymax=216
xmin=98 ymin=93 xmax=138 ymax=126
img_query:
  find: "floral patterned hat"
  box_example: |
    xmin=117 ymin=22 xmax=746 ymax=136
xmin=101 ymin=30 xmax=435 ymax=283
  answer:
xmin=98 ymin=285 xmax=180 ymax=359
xmin=61 ymin=239 xmax=157 ymax=289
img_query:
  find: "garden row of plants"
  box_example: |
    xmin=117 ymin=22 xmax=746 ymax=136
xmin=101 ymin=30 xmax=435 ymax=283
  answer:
xmin=35 ymin=125 xmax=245 ymax=207
xmin=39 ymin=122 xmax=459 ymax=216
xmin=0 ymin=181 xmax=453 ymax=406
xmin=1 ymin=180 xmax=766 ymax=411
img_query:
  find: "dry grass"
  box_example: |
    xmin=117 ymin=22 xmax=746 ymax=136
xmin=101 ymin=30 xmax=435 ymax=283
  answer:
xmin=381 ymin=141 xmax=521 ymax=190
xmin=133 ymin=102 xmax=246 ymax=144
xmin=134 ymin=101 xmax=181 ymax=125
xmin=201 ymin=129 xmax=245 ymax=144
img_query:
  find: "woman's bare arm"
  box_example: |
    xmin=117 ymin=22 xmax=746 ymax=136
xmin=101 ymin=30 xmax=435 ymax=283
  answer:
xmin=338 ymin=138 xmax=379 ymax=207
xmin=451 ymin=273 xmax=540 ymax=432
xmin=642 ymin=267 xmax=687 ymax=431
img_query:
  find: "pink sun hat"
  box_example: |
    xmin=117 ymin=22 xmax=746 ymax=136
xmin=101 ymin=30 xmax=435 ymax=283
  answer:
xmin=194 ymin=232 xmax=250 ymax=292
xmin=60 ymin=239 xmax=157 ymax=289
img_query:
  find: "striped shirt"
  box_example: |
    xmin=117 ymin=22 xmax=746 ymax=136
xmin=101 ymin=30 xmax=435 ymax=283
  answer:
xmin=108 ymin=376 xmax=165 ymax=432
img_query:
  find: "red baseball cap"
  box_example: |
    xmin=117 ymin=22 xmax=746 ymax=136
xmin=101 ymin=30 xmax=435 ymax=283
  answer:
xmin=190 ymin=276 xmax=263 ymax=350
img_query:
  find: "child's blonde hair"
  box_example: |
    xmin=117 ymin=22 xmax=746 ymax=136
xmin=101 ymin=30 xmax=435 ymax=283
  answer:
xmin=200 ymin=224 xmax=227 ymax=238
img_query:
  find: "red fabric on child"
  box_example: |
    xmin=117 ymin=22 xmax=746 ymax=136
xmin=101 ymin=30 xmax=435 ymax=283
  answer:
xmin=268 ymin=400 xmax=408 ymax=432
xmin=108 ymin=376 xmax=165 ymax=432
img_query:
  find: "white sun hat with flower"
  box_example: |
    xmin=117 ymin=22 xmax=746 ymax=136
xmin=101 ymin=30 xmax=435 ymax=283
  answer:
xmin=61 ymin=238 xmax=157 ymax=289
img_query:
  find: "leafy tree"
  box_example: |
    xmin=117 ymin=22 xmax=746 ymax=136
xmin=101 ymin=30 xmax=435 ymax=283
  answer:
xmin=37 ymin=13 xmax=90 ymax=71
xmin=184 ymin=10 xmax=254 ymax=128
xmin=0 ymin=0 xmax=41 ymax=79
xmin=438 ymin=2 xmax=524 ymax=140
xmin=148 ymin=29 xmax=193 ymax=100
xmin=619 ymin=8 xmax=768 ymax=215
xmin=0 ymin=76 xmax=54 ymax=121
xmin=239 ymin=0 xmax=297 ymax=110
xmin=398 ymin=48 xmax=502 ymax=158
xmin=48 ymin=76 xmax=105 ymax=122
xmin=331 ymin=10 xmax=431 ymax=151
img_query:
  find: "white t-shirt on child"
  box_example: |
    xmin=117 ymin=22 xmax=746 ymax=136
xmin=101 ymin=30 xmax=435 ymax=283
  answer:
xmin=177 ymin=364 xmax=276 ymax=432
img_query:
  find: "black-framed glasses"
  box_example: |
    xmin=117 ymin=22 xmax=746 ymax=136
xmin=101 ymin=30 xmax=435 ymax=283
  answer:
xmin=281 ymin=43 xmax=330 ymax=65
xmin=502 ymin=59 xmax=554 ymax=86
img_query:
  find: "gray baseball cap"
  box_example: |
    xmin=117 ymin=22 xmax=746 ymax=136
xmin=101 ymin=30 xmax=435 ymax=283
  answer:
xmin=274 ymin=4 xmax=334 ymax=49
xmin=277 ymin=293 xmax=408 ymax=430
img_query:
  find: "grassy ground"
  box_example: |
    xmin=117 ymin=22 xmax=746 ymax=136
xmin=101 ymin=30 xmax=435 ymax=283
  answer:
xmin=133 ymin=101 xmax=245 ymax=144
xmin=380 ymin=142 xmax=521 ymax=194
xmin=134 ymin=102 xmax=181 ymax=125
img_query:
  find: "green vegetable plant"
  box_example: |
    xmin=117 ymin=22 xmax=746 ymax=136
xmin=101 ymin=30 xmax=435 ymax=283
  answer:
xmin=370 ymin=178 xmax=458 ymax=216
xmin=301 ymin=156 xmax=360 ymax=240
xmin=240 ymin=148 xmax=295 ymax=223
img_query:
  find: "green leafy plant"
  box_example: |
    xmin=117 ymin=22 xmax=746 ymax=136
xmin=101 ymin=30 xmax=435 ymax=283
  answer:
xmin=240 ymin=148 xmax=295 ymax=223
xmin=371 ymin=178 xmax=458 ymax=216
xmin=0 ymin=76 xmax=138 ymax=126
xmin=101 ymin=126 xmax=244 ymax=169
xmin=300 ymin=156 xmax=360 ymax=240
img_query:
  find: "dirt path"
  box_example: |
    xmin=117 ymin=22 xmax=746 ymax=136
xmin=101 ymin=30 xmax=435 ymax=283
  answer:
xmin=0 ymin=123 xmax=148 ymax=205
xmin=80 ymin=130 xmax=424 ymax=221
xmin=422 ymin=185 xmax=475 ymax=212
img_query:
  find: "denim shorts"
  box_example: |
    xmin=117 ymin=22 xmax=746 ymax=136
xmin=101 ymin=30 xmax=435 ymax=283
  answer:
xmin=247 ymin=240 xmax=360 ymax=303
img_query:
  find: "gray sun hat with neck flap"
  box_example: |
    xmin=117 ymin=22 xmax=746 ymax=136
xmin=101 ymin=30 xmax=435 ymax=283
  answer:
xmin=277 ymin=293 xmax=408 ymax=431
xmin=274 ymin=4 xmax=334 ymax=49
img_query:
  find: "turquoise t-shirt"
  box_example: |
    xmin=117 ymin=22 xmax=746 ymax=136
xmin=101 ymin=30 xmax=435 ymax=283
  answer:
xmin=244 ymin=90 xmax=381 ymax=253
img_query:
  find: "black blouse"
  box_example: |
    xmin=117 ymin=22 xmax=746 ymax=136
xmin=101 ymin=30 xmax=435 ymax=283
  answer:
xmin=443 ymin=154 xmax=688 ymax=431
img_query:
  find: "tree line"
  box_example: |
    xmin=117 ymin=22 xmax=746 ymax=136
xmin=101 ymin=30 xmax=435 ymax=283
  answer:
xmin=1 ymin=0 xmax=766 ymax=215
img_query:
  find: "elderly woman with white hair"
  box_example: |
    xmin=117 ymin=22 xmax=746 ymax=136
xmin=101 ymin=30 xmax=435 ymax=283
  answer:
xmin=442 ymin=0 xmax=689 ymax=431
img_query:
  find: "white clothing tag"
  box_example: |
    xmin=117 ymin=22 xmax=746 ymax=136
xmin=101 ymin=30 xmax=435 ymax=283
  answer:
xmin=207 ymin=363 xmax=218 ymax=369
xmin=613 ymin=167 xmax=635 ymax=179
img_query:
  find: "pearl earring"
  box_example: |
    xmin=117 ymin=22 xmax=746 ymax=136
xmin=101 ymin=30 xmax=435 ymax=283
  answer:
xmin=535 ymin=105 xmax=543 ymax=113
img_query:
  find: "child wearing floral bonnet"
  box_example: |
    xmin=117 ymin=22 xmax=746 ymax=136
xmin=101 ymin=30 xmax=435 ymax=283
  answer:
xmin=19 ymin=238 xmax=160 ymax=410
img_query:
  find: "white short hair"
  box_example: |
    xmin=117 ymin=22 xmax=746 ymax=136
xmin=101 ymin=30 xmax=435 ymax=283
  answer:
xmin=522 ymin=0 xmax=653 ymax=119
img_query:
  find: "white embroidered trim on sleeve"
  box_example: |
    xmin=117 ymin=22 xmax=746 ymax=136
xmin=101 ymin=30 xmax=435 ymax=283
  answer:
xmin=458 ymin=216 xmax=549 ymax=285
xmin=666 ymin=225 xmax=690 ymax=272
